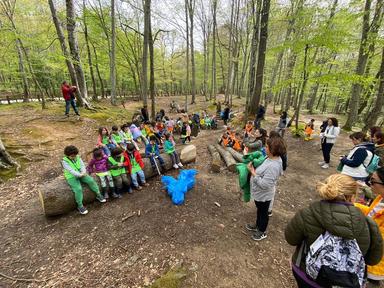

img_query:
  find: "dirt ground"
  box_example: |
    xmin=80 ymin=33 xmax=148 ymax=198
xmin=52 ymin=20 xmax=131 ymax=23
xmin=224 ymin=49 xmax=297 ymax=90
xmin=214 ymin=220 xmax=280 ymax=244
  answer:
xmin=0 ymin=95 xmax=355 ymax=287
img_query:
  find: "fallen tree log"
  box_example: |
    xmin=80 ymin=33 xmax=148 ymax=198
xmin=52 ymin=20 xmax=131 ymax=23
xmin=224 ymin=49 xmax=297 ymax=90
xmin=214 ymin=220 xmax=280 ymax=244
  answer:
xmin=39 ymin=145 xmax=197 ymax=216
xmin=226 ymin=147 xmax=244 ymax=163
xmin=208 ymin=145 xmax=222 ymax=173
xmin=214 ymin=144 xmax=237 ymax=172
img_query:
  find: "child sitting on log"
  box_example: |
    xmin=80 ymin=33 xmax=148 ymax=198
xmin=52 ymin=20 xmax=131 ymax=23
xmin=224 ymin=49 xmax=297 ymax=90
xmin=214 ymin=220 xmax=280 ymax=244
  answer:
xmin=164 ymin=133 xmax=183 ymax=169
xmin=120 ymin=124 xmax=139 ymax=150
xmin=124 ymin=143 xmax=149 ymax=190
xmin=111 ymin=125 xmax=126 ymax=149
xmin=145 ymin=135 xmax=166 ymax=174
xmin=62 ymin=145 xmax=106 ymax=215
xmin=232 ymin=132 xmax=243 ymax=152
xmin=97 ymin=127 xmax=115 ymax=156
xmin=108 ymin=147 xmax=132 ymax=195
xmin=87 ymin=148 xmax=119 ymax=199
xmin=304 ymin=119 xmax=315 ymax=141
xmin=245 ymin=121 xmax=254 ymax=138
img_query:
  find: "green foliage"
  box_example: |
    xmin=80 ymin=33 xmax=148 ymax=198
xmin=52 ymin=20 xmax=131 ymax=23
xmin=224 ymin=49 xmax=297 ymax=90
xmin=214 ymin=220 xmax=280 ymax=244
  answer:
xmin=150 ymin=267 xmax=187 ymax=288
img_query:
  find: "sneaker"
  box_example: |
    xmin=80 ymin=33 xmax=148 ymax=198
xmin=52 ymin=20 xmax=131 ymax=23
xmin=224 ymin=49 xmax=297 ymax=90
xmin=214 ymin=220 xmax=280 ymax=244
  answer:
xmin=103 ymin=192 xmax=109 ymax=200
xmin=245 ymin=224 xmax=258 ymax=232
xmin=252 ymin=231 xmax=267 ymax=241
xmin=173 ymin=164 xmax=179 ymax=169
xmin=142 ymin=183 xmax=149 ymax=187
xmin=112 ymin=192 xmax=121 ymax=199
xmin=135 ymin=186 xmax=143 ymax=191
xmin=318 ymin=161 xmax=325 ymax=166
xmin=78 ymin=206 xmax=88 ymax=215
xmin=96 ymin=195 xmax=106 ymax=203
xmin=76 ymin=112 xmax=80 ymax=116
xmin=127 ymin=188 xmax=133 ymax=194
xmin=268 ymin=211 xmax=273 ymax=217
xmin=321 ymin=163 xmax=329 ymax=169
xmin=65 ymin=114 xmax=70 ymax=118
xmin=177 ymin=163 xmax=183 ymax=168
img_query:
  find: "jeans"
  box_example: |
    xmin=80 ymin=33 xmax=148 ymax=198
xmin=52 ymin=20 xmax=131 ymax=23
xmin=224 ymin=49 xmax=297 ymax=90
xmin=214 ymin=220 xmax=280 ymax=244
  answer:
xmin=131 ymin=170 xmax=146 ymax=187
xmin=255 ymin=200 xmax=271 ymax=232
xmin=149 ymin=155 xmax=165 ymax=170
xmin=168 ymin=151 xmax=180 ymax=165
xmin=66 ymin=175 xmax=101 ymax=208
xmin=65 ymin=99 xmax=79 ymax=115
xmin=321 ymin=142 xmax=334 ymax=164
xmin=112 ymin=173 xmax=131 ymax=193
xmin=254 ymin=118 xmax=262 ymax=129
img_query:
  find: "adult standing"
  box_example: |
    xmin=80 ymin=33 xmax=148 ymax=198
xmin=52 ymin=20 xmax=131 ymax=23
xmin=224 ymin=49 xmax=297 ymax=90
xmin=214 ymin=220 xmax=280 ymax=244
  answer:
xmin=61 ymin=81 xmax=80 ymax=117
xmin=355 ymin=168 xmax=384 ymax=286
xmin=245 ymin=136 xmax=286 ymax=241
xmin=319 ymin=117 xmax=340 ymax=169
xmin=222 ymin=105 xmax=230 ymax=126
xmin=339 ymin=132 xmax=375 ymax=181
xmin=285 ymin=174 xmax=383 ymax=287
xmin=141 ymin=105 xmax=149 ymax=123
xmin=254 ymin=104 xmax=266 ymax=129
xmin=275 ymin=111 xmax=290 ymax=137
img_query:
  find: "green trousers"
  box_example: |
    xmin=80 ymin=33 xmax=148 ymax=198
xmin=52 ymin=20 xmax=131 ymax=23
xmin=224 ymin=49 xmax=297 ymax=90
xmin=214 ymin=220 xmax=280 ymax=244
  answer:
xmin=66 ymin=175 xmax=101 ymax=208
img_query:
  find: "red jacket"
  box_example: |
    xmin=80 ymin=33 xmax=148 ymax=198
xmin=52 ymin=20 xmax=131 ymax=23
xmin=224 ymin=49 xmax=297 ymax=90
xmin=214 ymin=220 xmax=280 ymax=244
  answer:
xmin=61 ymin=84 xmax=75 ymax=101
xmin=123 ymin=150 xmax=144 ymax=174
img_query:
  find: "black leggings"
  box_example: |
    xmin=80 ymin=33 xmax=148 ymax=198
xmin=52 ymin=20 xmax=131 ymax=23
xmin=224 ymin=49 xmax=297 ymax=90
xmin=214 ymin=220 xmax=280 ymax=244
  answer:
xmin=321 ymin=142 xmax=334 ymax=164
xmin=255 ymin=200 xmax=271 ymax=232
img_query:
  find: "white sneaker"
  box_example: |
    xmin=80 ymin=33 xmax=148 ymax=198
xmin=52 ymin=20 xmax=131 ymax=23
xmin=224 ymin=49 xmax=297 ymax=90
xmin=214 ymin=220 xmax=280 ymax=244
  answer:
xmin=321 ymin=163 xmax=329 ymax=169
xmin=177 ymin=163 xmax=183 ymax=168
xmin=173 ymin=164 xmax=179 ymax=169
xmin=318 ymin=161 xmax=325 ymax=166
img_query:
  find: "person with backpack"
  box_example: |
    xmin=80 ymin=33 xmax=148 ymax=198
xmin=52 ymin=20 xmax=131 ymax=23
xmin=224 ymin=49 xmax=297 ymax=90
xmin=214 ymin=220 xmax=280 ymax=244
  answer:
xmin=373 ymin=131 xmax=384 ymax=167
xmin=285 ymin=174 xmax=383 ymax=288
xmin=355 ymin=167 xmax=384 ymax=286
xmin=319 ymin=117 xmax=340 ymax=169
xmin=339 ymin=132 xmax=376 ymax=181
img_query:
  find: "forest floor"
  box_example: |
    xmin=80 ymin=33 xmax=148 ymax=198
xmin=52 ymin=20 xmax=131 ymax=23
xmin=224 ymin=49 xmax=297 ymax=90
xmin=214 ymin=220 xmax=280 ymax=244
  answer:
xmin=0 ymin=95 xmax=358 ymax=288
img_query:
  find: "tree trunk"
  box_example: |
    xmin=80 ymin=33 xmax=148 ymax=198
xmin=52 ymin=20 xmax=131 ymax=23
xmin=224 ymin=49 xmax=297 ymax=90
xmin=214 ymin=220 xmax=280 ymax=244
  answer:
xmin=225 ymin=0 xmax=235 ymax=104
xmin=210 ymin=0 xmax=217 ymax=101
xmin=249 ymin=0 xmax=271 ymax=115
xmin=214 ymin=144 xmax=237 ymax=172
xmin=148 ymin=2 xmax=156 ymax=121
xmin=39 ymin=145 xmax=197 ymax=216
xmin=363 ymin=48 xmax=384 ymax=132
xmin=141 ymin=0 xmax=150 ymax=106
xmin=188 ymin=0 xmax=196 ymax=104
xmin=184 ymin=0 xmax=190 ymax=110
xmin=343 ymin=0 xmax=383 ymax=130
xmin=83 ymin=0 xmax=97 ymax=101
xmin=208 ymin=145 xmax=223 ymax=173
xmin=110 ymin=0 xmax=117 ymax=105
xmin=91 ymin=42 xmax=106 ymax=98
xmin=66 ymin=0 xmax=91 ymax=108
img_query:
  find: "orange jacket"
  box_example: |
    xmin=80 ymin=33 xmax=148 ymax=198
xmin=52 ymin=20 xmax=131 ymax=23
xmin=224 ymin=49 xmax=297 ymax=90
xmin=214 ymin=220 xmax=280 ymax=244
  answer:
xmin=233 ymin=139 xmax=242 ymax=151
xmin=355 ymin=195 xmax=384 ymax=278
xmin=245 ymin=124 xmax=253 ymax=133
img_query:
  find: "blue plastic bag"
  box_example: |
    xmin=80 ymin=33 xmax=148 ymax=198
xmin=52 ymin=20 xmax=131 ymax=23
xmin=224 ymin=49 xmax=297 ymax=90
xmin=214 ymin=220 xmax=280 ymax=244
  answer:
xmin=161 ymin=169 xmax=198 ymax=205
xmin=161 ymin=176 xmax=177 ymax=196
xmin=178 ymin=169 xmax=198 ymax=191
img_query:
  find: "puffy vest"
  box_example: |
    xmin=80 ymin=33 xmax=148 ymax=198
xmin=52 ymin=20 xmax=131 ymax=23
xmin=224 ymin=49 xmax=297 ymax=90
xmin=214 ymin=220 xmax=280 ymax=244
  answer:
xmin=341 ymin=146 xmax=373 ymax=179
xmin=102 ymin=136 xmax=109 ymax=145
xmin=108 ymin=156 xmax=126 ymax=177
xmin=63 ymin=156 xmax=82 ymax=180
xmin=112 ymin=133 xmax=122 ymax=143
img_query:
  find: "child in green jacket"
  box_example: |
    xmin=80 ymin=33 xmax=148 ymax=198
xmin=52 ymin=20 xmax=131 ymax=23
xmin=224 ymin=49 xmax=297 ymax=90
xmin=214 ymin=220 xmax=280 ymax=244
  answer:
xmin=164 ymin=134 xmax=183 ymax=169
xmin=62 ymin=145 xmax=106 ymax=215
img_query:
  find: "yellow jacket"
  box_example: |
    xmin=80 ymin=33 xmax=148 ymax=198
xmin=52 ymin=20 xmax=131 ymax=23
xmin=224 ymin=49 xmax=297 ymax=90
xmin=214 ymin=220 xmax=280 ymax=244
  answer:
xmin=355 ymin=195 xmax=384 ymax=277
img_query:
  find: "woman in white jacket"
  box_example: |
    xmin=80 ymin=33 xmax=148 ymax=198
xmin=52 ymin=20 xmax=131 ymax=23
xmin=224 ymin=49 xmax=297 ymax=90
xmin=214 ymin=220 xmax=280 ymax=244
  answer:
xmin=319 ymin=117 xmax=340 ymax=169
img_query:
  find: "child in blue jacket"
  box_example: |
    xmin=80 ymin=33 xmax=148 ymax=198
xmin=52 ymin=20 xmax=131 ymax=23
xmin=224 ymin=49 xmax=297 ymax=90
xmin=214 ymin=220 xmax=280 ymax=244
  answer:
xmin=145 ymin=135 xmax=165 ymax=173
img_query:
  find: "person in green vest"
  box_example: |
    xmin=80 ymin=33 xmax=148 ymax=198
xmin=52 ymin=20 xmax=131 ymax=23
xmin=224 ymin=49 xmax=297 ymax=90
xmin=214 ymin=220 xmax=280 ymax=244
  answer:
xmin=120 ymin=124 xmax=139 ymax=150
xmin=111 ymin=125 xmax=126 ymax=149
xmin=62 ymin=145 xmax=106 ymax=215
xmin=164 ymin=133 xmax=183 ymax=169
xmin=125 ymin=143 xmax=149 ymax=190
xmin=108 ymin=147 xmax=132 ymax=195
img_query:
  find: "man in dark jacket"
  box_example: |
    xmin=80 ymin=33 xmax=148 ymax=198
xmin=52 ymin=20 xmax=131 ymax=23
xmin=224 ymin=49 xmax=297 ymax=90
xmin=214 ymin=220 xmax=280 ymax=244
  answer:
xmin=254 ymin=104 xmax=266 ymax=129
xmin=61 ymin=81 xmax=80 ymax=117
xmin=141 ymin=105 xmax=149 ymax=122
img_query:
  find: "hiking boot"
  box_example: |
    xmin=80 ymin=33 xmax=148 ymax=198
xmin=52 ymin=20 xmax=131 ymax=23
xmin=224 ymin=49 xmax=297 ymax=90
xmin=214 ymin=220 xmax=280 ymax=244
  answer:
xmin=268 ymin=211 xmax=273 ymax=217
xmin=321 ymin=163 xmax=329 ymax=169
xmin=177 ymin=163 xmax=184 ymax=168
xmin=245 ymin=224 xmax=258 ymax=232
xmin=252 ymin=231 xmax=267 ymax=241
xmin=318 ymin=161 xmax=325 ymax=166
xmin=173 ymin=164 xmax=179 ymax=169
xmin=78 ymin=206 xmax=88 ymax=215
xmin=96 ymin=195 xmax=106 ymax=203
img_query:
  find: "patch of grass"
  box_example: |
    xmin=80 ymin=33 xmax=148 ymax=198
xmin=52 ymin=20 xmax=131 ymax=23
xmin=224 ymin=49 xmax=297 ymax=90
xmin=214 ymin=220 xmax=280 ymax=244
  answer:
xmin=0 ymin=102 xmax=41 ymax=111
xmin=150 ymin=267 xmax=187 ymax=288
xmin=290 ymin=122 xmax=306 ymax=137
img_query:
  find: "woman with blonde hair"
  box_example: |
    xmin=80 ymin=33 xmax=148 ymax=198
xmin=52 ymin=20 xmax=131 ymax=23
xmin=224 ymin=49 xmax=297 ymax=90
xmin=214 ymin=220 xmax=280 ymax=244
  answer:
xmin=285 ymin=174 xmax=383 ymax=287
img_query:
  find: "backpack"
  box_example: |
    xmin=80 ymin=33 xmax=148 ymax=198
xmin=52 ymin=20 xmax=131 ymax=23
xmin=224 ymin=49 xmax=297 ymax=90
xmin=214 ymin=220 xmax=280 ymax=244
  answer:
xmin=364 ymin=152 xmax=380 ymax=174
xmin=305 ymin=231 xmax=365 ymax=288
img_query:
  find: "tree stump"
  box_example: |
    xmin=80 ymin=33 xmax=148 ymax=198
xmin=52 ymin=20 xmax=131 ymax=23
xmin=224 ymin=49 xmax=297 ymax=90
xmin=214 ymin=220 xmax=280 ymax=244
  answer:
xmin=214 ymin=144 xmax=237 ymax=172
xmin=208 ymin=145 xmax=222 ymax=173
xmin=39 ymin=145 xmax=197 ymax=216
